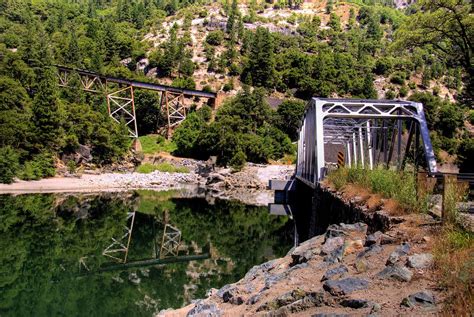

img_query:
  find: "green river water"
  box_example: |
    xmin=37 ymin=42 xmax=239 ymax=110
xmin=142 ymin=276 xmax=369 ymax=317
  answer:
xmin=0 ymin=190 xmax=293 ymax=317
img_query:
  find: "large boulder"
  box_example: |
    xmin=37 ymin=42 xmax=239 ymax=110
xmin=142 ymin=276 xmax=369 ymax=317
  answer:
xmin=321 ymin=265 xmax=348 ymax=281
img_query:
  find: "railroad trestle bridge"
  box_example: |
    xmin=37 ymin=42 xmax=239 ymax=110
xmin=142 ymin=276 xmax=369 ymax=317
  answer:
xmin=56 ymin=66 xmax=219 ymax=139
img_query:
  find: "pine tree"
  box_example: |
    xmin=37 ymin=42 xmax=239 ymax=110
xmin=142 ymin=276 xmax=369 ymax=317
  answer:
xmin=226 ymin=0 xmax=238 ymax=34
xmin=246 ymin=27 xmax=275 ymax=87
xmin=31 ymin=32 xmax=63 ymax=151
xmin=66 ymin=27 xmax=82 ymax=67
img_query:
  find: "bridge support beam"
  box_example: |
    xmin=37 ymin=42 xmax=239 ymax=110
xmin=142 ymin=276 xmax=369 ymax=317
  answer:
xmin=107 ymin=84 xmax=138 ymax=138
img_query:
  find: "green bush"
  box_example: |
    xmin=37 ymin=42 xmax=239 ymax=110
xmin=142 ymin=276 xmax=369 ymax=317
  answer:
xmin=0 ymin=146 xmax=20 ymax=183
xmin=390 ymin=71 xmax=406 ymax=85
xmin=139 ymin=135 xmax=176 ymax=154
xmin=205 ymin=30 xmax=224 ymax=46
xmin=20 ymin=152 xmax=56 ymax=181
xmin=230 ymin=150 xmax=246 ymax=171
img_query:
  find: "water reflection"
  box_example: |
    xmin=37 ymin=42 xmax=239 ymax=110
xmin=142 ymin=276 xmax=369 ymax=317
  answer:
xmin=0 ymin=190 xmax=293 ymax=317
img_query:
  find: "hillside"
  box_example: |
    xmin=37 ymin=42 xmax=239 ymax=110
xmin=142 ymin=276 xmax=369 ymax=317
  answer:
xmin=0 ymin=0 xmax=472 ymax=182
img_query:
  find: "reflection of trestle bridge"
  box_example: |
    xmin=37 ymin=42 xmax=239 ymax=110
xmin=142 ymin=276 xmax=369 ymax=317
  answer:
xmin=80 ymin=211 xmax=209 ymax=273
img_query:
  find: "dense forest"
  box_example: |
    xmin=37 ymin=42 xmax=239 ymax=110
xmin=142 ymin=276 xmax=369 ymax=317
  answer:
xmin=0 ymin=0 xmax=472 ymax=182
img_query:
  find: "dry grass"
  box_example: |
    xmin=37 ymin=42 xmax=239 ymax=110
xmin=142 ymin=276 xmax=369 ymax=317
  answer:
xmin=433 ymin=226 xmax=474 ymax=316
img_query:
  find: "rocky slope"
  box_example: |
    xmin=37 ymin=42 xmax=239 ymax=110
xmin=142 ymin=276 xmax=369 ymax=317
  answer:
xmin=158 ymin=188 xmax=442 ymax=316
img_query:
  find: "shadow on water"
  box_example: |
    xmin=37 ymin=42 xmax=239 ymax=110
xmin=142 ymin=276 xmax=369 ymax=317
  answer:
xmin=0 ymin=190 xmax=295 ymax=317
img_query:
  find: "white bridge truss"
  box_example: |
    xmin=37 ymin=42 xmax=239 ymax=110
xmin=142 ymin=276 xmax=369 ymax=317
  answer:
xmin=296 ymin=98 xmax=437 ymax=187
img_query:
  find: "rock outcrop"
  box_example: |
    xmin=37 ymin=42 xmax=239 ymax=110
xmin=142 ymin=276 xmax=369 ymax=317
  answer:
xmin=159 ymin=212 xmax=441 ymax=316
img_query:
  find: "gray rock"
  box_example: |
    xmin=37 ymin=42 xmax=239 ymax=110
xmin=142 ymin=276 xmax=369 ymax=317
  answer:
xmin=264 ymin=272 xmax=287 ymax=289
xmin=291 ymin=246 xmax=317 ymax=266
xmin=257 ymin=289 xmax=308 ymax=312
xmin=187 ymin=300 xmax=222 ymax=317
xmin=407 ymin=253 xmax=433 ymax=269
xmin=288 ymin=262 xmax=309 ymax=272
xmin=321 ymin=237 xmax=345 ymax=255
xmin=365 ymin=231 xmax=382 ymax=246
xmin=340 ymin=298 xmax=370 ymax=308
xmin=229 ymin=296 xmax=244 ymax=305
xmin=244 ymin=259 xmax=277 ymax=281
xmin=357 ymin=245 xmax=383 ymax=258
xmin=286 ymin=292 xmax=326 ymax=312
xmin=323 ymin=278 xmax=369 ymax=296
xmin=321 ymin=265 xmax=349 ymax=281
xmin=371 ymin=302 xmax=382 ymax=312
xmin=216 ymin=284 xmax=234 ymax=298
xmin=386 ymin=252 xmax=401 ymax=265
xmin=380 ymin=233 xmax=397 ymax=245
xmin=401 ymin=291 xmax=436 ymax=308
xmin=323 ymin=245 xmax=344 ymax=264
xmin=377 ymin=264 xmax=413 ymax=282
xmin=247 ymin=293 xmax=261 ymax=305
xmin=325 ymin=223 xmax=368 ymax=240
xmin=386 ymin=242 xmax=411 ymax=265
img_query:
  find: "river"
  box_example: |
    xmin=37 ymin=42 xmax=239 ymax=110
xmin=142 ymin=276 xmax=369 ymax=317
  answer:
xmin=0 ymin=190 xmax=295 ymax=317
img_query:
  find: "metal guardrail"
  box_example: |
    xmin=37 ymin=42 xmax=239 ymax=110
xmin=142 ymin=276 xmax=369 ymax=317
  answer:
xmin=431 ymin=172 xmax=474 ymax=185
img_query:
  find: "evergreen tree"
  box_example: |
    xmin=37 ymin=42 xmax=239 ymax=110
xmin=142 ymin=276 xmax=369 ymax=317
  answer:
xmin=66 ymin=27 xmax=82 ymax=67
xmin=226 ymin=0 xmax=238 ymax=34
xmin=31 ymin=34 xmax=63 ymax=151
xmin=244 ymin=27 xmax=276 ymax=88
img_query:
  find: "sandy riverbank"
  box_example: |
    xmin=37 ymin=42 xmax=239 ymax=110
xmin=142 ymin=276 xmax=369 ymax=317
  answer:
xmin=0 ymin=164 xmax=295 ymax=205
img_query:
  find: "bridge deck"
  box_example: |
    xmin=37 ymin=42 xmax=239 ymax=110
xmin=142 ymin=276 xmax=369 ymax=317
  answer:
xmin=56 ymin=65 xmax=217 ymax=99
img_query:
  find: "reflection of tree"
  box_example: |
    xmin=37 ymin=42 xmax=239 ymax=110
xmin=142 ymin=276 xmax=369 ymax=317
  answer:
xmin=0 ymin=192 xmax=293 ymax=316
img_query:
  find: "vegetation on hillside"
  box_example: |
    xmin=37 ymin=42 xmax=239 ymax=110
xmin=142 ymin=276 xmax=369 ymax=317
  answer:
xmin=172 ymin=89 xmax=295 ymax=169
xmin=0 ymin=0 xmax=472 ymax=182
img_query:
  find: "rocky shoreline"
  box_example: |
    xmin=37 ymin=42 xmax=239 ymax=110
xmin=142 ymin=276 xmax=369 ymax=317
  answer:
xmin=0 ymin=163 xmax=294 ymax=206
xmin=159 ymin=187 xmax=443 ymax=317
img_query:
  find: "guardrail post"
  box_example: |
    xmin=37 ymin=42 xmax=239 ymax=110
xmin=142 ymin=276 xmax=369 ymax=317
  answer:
xmin=416 ymin=172 xmax=428 ymax=200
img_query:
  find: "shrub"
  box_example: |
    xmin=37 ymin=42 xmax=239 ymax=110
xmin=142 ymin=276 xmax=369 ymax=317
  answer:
xmin=205 ymin=30 xmax=224 ymax=46
xmin=385 ymin=89 xmax=396 ymax=99
xmin=139 ymin=135 xmax=176 ymax=154
xmin=399 ymin=85 xmax=408 ymax=97
xmin=222 ymin=82 xmax=233 ymax=92
xmin=327 ymin=167 xmax=423 ymax=212
xmin=19 ymin=152 xmax=56 ymax=181
xmin=390 ymin=71 xmax=406 ymax=85
xmin=67 ymin=160 xmax=77 ymax=174
xmin=0 ymin=146 xmax=20 ymax=183
xmin=230 ymin=150 xmax=246 ymax=171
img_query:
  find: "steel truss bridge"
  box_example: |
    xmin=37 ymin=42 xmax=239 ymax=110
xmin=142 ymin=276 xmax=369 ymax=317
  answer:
xmin=56 ymin=66 xmax=218 ymax=138
xmin=296 ymin=98 xmax=438 ymax=188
